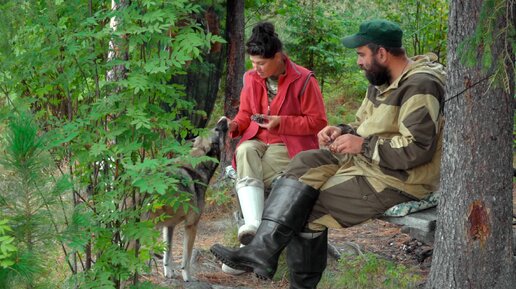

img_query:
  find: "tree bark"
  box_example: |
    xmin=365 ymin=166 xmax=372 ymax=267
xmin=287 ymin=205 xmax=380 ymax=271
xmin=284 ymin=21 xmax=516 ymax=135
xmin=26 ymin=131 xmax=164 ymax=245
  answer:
xmin=171 ymin=6 xmax=224 ymax=130
xmin=426 ymin=1 xmax=515 ymax=289
xmin=221 ymin=0 xmax=245 ymax=169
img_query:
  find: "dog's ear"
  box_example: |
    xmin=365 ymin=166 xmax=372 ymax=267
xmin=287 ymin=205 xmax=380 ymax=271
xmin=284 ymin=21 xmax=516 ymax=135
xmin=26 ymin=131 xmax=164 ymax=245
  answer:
xmin=216 ymin=116 xmax=229 ymax=133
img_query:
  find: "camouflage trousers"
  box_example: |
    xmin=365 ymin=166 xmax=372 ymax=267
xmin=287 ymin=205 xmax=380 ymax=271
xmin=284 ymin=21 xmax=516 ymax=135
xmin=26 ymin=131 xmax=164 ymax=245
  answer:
xmin=282 ymin=149 xmax=416 ymax=229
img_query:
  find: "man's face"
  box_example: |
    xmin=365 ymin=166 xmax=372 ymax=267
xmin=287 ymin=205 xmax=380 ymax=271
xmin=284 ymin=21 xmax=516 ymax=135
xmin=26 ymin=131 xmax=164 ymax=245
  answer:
xmin=250 ymin=52 xmax=282 ymax=79
xmin=356 ymin=46 xmax=390 ymax=85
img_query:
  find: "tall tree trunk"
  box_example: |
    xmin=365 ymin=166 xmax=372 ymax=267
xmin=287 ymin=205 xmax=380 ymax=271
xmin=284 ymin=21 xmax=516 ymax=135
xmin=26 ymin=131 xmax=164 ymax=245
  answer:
xmin=171 ymin=6 xmax=224 ymax=130
xmin=221 ymin=0 xmax=245 ymax=169
xmin=426 ymin=1 xmax=515 ymax=289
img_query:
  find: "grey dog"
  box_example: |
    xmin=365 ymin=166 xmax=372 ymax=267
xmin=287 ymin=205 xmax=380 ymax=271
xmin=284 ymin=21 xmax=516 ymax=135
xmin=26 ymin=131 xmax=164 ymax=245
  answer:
xmin=150 ymin=117 xmax=228 ymax=281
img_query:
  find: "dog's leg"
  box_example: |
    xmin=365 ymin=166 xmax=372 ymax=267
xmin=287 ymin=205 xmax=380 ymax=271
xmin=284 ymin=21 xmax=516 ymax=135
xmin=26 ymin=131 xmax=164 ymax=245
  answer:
xmin=163 ymin=226 xmax=174 ymax=278
xmin=181 ymin=219 xmax=199 ymax=282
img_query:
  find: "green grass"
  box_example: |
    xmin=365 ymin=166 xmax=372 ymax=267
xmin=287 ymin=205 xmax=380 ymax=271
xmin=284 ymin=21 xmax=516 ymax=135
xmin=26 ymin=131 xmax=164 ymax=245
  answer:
xmin=318 ymin=252 xmax=423 ymax=289
xmin=268 ymin=248 xmax=424 ymax=288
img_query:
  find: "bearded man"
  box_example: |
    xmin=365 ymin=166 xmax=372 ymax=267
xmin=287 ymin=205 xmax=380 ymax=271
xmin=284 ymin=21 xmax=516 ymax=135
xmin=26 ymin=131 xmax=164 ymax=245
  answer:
xmin=211 ymin=19 xmax=445 ymax=289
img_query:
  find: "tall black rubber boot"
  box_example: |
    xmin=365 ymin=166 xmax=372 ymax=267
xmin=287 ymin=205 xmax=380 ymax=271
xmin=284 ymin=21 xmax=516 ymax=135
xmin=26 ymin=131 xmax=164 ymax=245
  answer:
xmin=210 ymin=178 xmax=319 ymax=280
xmin=287 ymin=229 xmax=328 ymax=289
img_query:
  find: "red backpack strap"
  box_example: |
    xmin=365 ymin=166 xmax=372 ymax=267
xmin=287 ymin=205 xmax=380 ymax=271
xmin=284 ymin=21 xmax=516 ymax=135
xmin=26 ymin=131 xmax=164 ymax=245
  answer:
xmin=298 ymin=72 xmax=314 ymax=100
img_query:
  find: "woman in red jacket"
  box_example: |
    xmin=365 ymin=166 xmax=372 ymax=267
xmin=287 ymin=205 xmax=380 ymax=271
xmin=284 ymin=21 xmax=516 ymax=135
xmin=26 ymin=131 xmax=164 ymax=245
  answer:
xmin=223 ymin=21 xmax=327 ymax=274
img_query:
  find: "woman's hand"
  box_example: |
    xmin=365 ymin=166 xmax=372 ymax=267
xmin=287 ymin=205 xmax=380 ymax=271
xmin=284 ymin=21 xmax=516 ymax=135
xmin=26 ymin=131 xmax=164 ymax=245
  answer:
xmin=256 ymin=115 xmax=280 ymax=130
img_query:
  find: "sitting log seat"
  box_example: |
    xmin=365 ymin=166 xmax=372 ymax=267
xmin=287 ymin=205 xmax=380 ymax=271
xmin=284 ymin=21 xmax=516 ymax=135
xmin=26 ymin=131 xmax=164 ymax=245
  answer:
xmin=380 ymin=192 xmax=439 ymax=245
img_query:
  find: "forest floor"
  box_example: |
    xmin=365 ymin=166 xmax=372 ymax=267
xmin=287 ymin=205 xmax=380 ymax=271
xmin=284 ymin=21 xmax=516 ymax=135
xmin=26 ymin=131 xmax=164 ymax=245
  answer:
xmin=141 ymin=186 xmax=516 ymax=289
xmin=142 ymin=204 xmax=432 ymax=289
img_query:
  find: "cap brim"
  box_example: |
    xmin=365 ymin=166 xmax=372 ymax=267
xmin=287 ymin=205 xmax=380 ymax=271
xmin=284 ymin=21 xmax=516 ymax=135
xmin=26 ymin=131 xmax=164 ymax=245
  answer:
xmin=341 ymin=35 xmax=371 ymax=48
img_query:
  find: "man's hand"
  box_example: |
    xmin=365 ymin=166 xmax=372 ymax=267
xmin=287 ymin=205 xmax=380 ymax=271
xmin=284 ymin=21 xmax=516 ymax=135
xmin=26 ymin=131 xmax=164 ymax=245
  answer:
xmin=328 ymin=134 xmax=364 ymax=154
xmin=318 ymin=126 xmax=342 ymax=147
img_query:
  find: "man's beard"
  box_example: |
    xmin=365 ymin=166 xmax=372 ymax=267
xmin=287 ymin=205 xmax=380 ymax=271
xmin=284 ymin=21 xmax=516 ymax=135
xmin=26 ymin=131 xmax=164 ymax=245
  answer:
xmin=364 ymin=58 xmax=391 ymax=86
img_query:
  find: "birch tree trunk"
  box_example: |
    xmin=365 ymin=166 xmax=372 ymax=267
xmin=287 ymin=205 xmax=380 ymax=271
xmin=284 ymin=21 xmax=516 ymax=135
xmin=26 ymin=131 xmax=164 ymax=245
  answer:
xmin=106 ymin=0 xmax=128 ymax=83
xmin=426 ymin=1 xmax=515 ymax=288
xmin=85 ymin=0 xmax=129 ymax=274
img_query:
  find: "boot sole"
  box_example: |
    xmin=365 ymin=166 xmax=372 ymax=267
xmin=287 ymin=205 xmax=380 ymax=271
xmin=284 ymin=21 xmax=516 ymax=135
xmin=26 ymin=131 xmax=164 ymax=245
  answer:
xmin=253 ymin=269 xmax=273 ymax=280
xmin=210 ymin=247 xmax=253 ymax=272
xmin=210 ymin=247 xmax=274 ymax=280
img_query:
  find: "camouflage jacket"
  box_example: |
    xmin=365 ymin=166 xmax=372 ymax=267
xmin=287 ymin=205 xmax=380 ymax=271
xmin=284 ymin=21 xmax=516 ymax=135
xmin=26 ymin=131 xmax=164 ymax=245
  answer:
xmin=347 ymin=54 xmax=446 ymax=199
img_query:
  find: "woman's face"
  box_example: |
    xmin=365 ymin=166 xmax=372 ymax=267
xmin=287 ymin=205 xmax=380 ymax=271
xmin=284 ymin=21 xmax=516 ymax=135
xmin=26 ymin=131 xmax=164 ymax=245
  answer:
xmin=249 ymin=52 xmax=283 ymax=79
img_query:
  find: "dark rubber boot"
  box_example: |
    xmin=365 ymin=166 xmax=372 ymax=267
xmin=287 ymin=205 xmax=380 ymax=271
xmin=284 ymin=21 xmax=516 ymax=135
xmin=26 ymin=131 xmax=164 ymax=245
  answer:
xmin=210 ymin=178 xmax=319 ymax=280
xmin=287 ymin=229 xmax=328 ymax=289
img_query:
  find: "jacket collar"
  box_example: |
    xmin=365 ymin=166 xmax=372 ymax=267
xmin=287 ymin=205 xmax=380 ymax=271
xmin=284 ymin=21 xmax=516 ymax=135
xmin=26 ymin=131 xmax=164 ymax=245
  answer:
xmin=250 ymin=54 xmax=301 ymax=86
xmin=375 ymin=53 xmax=445 ymax=94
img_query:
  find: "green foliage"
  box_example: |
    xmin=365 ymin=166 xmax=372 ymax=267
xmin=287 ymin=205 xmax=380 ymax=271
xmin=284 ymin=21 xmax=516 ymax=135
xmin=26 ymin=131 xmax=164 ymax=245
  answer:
xmin=207 ymin=186 xmax=233 ymax=206
xmin=245 ymin=0 xmax=449 ymax=125
xmin=3 ymin=113 xmax=43 ymax=178
xmin=457 ymin=0 xmax=514 ymax=93
xmin=376 ymin=0 xmax=448 ymax=61
xmin=0 ymin=219 xmax=17 ymax=268
xmin=0 ymin=0 xmax=453 ymax=288
xmin=0 ymin=251 xmax=47 ymax=289
xmin=279 ymin=0 xmax=348 ymax=91
xmin=0 ymin=0 xmax=223 ymax=288
xmin=0 ymin=112 xmax=59 ymax=288
xmin=206 ymin=172 xmax=234 ymax=206
xmin=325 ymin=89 xmax=363 ymax=126
xmin=0 ymin=113 xmax=57 ymax=251
xmin=222 ymin=221 xmax=240 ymax=248
xmin=318 ymin=253 xmax=423 ymax=289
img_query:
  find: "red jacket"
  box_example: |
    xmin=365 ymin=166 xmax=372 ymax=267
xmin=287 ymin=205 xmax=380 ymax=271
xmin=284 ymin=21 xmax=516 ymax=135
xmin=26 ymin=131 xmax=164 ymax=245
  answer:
xmin=231 ymin=55 xmax=327 ymax=168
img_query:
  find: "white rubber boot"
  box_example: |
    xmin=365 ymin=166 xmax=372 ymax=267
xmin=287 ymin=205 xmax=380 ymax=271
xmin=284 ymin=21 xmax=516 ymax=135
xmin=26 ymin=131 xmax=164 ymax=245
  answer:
xmin=237 ymin=185 xmax=264 ymax=245
xmin=222 ymin=263 xmax=246 ymax=275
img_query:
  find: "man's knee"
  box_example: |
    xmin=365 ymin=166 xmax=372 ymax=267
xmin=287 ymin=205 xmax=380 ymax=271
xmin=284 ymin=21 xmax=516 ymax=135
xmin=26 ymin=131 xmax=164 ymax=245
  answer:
xmin=284 ymin=149 xmax=332 ymax=176
xmin=290 ymin=149 xmax=327 ymax=166
xmin=283 ymin=150 xmax=339 ymax=187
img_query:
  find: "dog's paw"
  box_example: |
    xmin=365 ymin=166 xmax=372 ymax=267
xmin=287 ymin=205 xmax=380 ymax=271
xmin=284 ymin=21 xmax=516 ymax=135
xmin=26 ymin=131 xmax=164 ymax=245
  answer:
xmin=181 ymin=270 xmax=192 ymax=282
xmin=163 ymin=266 xmax=174 ymax=278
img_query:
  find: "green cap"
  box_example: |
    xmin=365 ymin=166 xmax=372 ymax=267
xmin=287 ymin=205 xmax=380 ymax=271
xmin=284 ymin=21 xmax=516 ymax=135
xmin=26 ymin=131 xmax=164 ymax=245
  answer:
xmin=342 ymin=19 xmax=403 ymax=48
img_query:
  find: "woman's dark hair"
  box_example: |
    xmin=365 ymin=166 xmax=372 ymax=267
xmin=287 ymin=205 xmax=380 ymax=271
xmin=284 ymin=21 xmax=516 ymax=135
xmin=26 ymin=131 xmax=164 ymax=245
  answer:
xmin=246 ymin=21 xmax=283 ymax=58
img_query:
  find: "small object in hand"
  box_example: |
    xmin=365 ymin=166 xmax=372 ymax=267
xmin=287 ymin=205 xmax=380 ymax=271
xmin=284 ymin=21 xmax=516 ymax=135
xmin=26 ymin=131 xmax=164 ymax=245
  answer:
xmin=251 ymin=114 xmax=267 ymax=124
